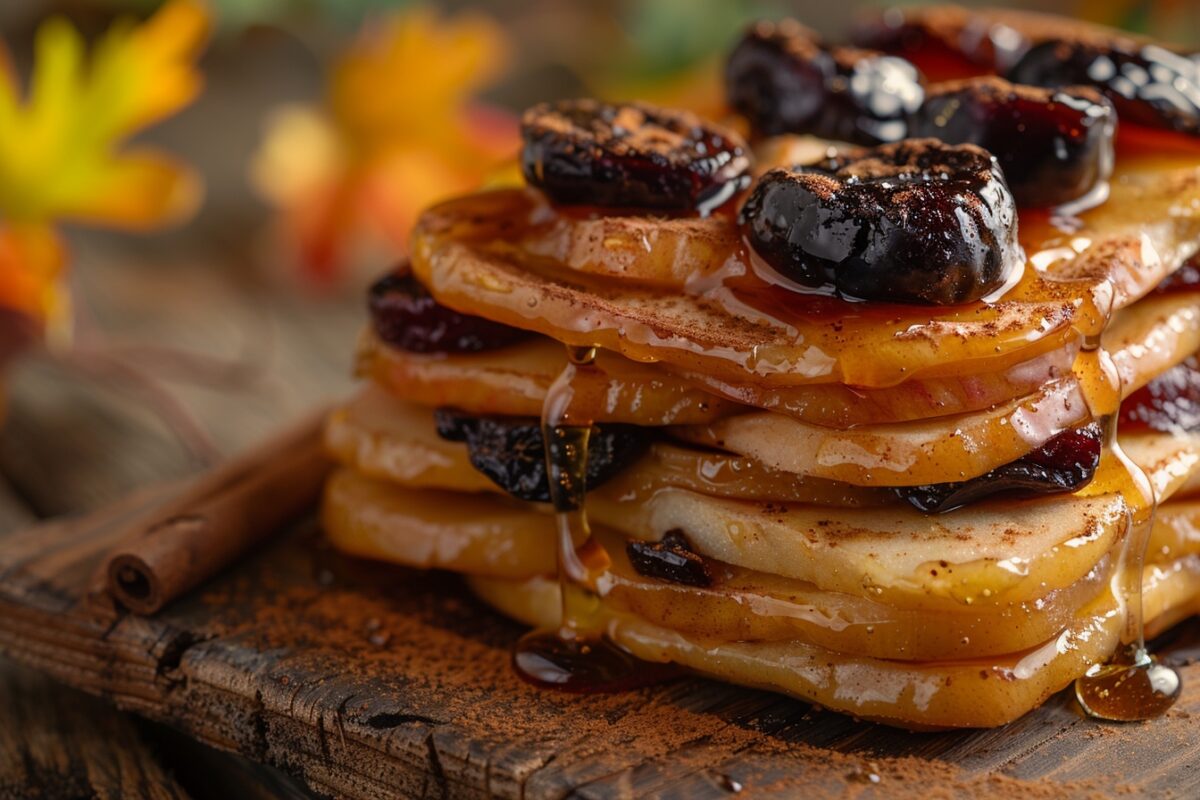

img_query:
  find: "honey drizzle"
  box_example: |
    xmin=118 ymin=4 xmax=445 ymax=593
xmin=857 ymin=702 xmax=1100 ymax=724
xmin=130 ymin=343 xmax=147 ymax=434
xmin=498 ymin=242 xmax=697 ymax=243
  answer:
xmin=1072 ymin=335 xmax=1182 ymax=720
xmin=511 ymin=345 xmax=660 ymax=692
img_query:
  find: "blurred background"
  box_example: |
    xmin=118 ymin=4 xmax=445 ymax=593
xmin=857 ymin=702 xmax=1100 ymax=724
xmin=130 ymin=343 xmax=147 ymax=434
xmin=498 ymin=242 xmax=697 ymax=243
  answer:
xmin=0 ymin=0 xmax=1196 ymax=496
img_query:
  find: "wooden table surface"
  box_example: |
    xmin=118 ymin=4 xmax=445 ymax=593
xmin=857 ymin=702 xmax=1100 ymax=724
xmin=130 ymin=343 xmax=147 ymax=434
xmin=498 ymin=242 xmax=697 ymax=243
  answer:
xmin=0 ymin=230 xmax=356 ymax=799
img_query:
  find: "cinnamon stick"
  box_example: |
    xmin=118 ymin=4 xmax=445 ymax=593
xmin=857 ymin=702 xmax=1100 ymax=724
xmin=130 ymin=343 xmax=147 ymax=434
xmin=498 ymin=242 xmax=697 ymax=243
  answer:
xmin=103 ymin=410 xmax=331 ymax=614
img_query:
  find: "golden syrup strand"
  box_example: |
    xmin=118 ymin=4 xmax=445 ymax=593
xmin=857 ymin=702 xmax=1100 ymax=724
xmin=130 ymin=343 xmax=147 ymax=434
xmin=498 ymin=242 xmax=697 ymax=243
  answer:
xmin=512 ymin=344 xmax=653 ymax=693
xmin=1073 ymin=331 xmax=1181 ymax=720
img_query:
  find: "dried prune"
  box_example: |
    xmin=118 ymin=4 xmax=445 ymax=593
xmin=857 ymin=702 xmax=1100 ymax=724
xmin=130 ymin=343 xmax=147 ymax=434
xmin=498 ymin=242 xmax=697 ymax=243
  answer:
xmin=909 ymin=77 xmax=1114 ymax=208
xmin=726 ymin=19 xmax=924 ymax=144
xmin=434 ymin=408 xmax=649 ymax=503
xmin=852 ymin=6 xmax=1034 ymax=75
xmin=1120 ymin=357 xmax=1200 ymax=435
xmin=739 ymin=139 xmax=1021 ymax=305
xmin=626 ymin=529 xmax=713 ymax=588
xmin=368 ymin=269 xmax=532 ymax=354
xmin=897 ymin=423 xmax=1102 ymax=513
xmin=1008 ymin=39 xmax=1200 ymax=135
xmin=520 ymin=99 xmax=751 ymax=214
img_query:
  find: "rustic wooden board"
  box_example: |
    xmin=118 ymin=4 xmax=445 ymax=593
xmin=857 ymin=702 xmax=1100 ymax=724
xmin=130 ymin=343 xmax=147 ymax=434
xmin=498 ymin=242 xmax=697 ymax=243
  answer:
xmin=1 ymin=474 xmax=1199 ymax=800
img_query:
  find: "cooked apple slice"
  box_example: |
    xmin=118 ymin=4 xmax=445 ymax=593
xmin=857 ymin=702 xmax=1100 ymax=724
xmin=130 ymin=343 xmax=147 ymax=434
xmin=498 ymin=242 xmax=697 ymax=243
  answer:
xmin=467 ymin=573 xmax=1128 ymax=730
xmin=412 ymin=197 xmax=1089 ymax=389
xmin=357 ymin=286 xmax=1198 ymax=429
xmin=1106 ymin=292 xmax=1200 ymax=395
xmin=587 ymin=483 xmax=1125 ymax=610
xmin=1113 ymin=430 xmax=1200 ymax=504
xmin=592 ymin=528 xmax=1111 ymax=661
xmin=358 ymin=329 xmax=736 ymax=426
xmin=470 ymin=548 xmax=1200 ymax=730
xmin=1149 ymin=500 xmax=1200 ymax=565
xmin=670 ymin=377 xmax=1088 ymax=486
xmin=321 ymin=468 xmax=556 ymax=579
xmin=327 ymin=389 xmax=894 ymax=507
xmin=324 ymin=387 xmax=495 ymax=493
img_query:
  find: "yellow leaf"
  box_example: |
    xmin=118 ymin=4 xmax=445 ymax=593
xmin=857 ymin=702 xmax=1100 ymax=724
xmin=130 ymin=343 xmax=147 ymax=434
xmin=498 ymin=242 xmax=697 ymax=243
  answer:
xmin=331 ymin=7 xmax=510 ymax=159
xmin=253 ymin=5 xmax=518 ymax=283
xmin=0 ymin=0 xmax=210 ymax=228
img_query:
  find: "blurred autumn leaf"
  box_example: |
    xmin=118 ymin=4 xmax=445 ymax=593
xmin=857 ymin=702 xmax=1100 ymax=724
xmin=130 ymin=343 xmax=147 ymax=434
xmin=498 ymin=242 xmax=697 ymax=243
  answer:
xmin=0 ymin=0 xmax=209 ymax=337
xmin=251 ymin=4 xmax=518 ymax=285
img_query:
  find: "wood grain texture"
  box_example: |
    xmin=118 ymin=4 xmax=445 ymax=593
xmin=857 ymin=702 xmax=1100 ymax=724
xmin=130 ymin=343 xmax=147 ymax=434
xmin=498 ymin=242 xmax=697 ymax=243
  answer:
xmin=0 ymin=483 xmax=1198 ymax=800
xmin=0 ymin=663 xmax=193 ymax=800
xmin=0 ymin=478 xmax=198 ymax=800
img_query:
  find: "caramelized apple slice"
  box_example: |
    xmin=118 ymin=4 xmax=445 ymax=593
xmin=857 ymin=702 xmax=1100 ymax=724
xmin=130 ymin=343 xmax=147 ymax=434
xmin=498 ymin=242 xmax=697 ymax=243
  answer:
xmin=468 ymin=573 xmax=1129 ymax=730
xmin=594 ymin=528 xmax=1110 ymax=661
xmin=671 ymin=377 xmax=1088 ymax=486
xmin=1116 ymin=430 xmax=1200 ymax=503
xmin=361 ymin=284 xmax=1200 ymax=429
xmin=324 ymin=387 xmax=495 ymax=493
xmin=1143 ymin=554 xmax=1200 ymax=640
xmin=364 ymin=318 xmax=1080 ymax=427
xmin=329 ymin=389 xmax=892 ymax=507
xmin=1148 ymin=500 xmax=1200 ymax=565
xmin=587 ymin=484 xmax=1127 ymax=610
xmin=672 ymin=342 xmax=1078 ymax=427
xmin=321 ymin=468 xmax=556 ymax=579
xmin=358 ymin=330 xmax=735 ymax=426
xmin=412 ymin=189 xmax=1092 ymax=389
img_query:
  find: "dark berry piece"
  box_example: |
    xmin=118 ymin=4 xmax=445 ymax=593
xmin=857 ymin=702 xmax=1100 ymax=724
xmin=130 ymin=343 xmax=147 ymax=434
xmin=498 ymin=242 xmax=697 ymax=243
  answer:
xmin=1008 ymin=39 xmax=1200 ymax=135
xmin=368 ymin=268 xmax=531 ymax=354
xmin=520 ymin=99 xmax=751 ymax=213
xmin=739 ymin=139 xmax=1021 ymax=305
xmin=726 ymin=19 xmax=924 ymax=144
xmin=897 ymin=423 xmax=1102 ymax=513
xmin=910 ymin=77 xmax=1114 ymax=208
xmin=852 ymin=6 xmax=1034 ymax=75
xmin=1152 ymin=255 xmax=1200 ymax=295
xmin=626 ymin=529 xmax=713 ymax=588
xmin=1120 ymin=357 xmax=1200 ymax=435
xmin=433 ymin=408 xmax=650 ymax=503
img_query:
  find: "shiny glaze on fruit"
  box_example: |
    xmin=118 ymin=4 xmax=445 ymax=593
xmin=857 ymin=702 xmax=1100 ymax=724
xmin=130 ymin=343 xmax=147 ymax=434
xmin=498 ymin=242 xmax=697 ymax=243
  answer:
xmin=726 ymin=18 xmax=924 ymax=144
xmin=739 ymin=139 xmax=1021 ymax=304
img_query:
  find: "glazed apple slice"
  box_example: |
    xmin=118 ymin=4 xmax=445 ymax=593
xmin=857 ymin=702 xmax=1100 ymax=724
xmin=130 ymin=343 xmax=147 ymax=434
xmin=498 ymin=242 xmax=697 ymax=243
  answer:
xmin=327 ymin=389 xmax=894 ymax=508
xmin=324 ymin=387 xmax=495 ymax=493
xmin=592 ymin=528 xmax=1111 ymax=661
xmin=411 ymin=190 xmax=1093 ymax=389
xmin=468 ymin=572 xmax=1136 ymax=730
xmin=670 ymin=377 xmax=1088 ymax=486
xmin=321 ymin=468 xmax=556 ymax=579
xmin=357 ymin=329 xmax=736 ymax=426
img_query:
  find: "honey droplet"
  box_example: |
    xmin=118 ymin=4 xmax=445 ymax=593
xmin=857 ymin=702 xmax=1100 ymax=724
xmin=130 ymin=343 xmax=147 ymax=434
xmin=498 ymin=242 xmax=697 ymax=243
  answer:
xmin=513 ymin=630 xmax=670 ymax=693
xmin=1075 ymin=645 xmax=1181 ymax=722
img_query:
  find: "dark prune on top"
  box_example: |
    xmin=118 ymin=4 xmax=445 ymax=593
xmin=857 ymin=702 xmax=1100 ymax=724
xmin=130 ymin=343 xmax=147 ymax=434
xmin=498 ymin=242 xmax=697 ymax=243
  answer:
xmin=726 ymin=19 xmax=924 ymax=144
xmin=909 ymin=77 xmax=1115 ymax=208
xmin=433 ymin=408 xmax=650 ymax=503
xmin=738 ymin=139 xmax=1021 ymax=305
xmin=368 ymin=269 xmax=532 ymax=354
xmin=897 ymin=423 xmax=1103 ymax=513
xmin=626 ymin=530 xmax=713 ymax=588
xmin=1008 ymin=39 xmax=1200 ymax=135
xmin=852 ymin=6 xmax=1034 ymax=75
xmin=1119 ymin=357 xmax=1200 ymax=435
xmin=520 ymin=99 xmax=751 ymax=214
